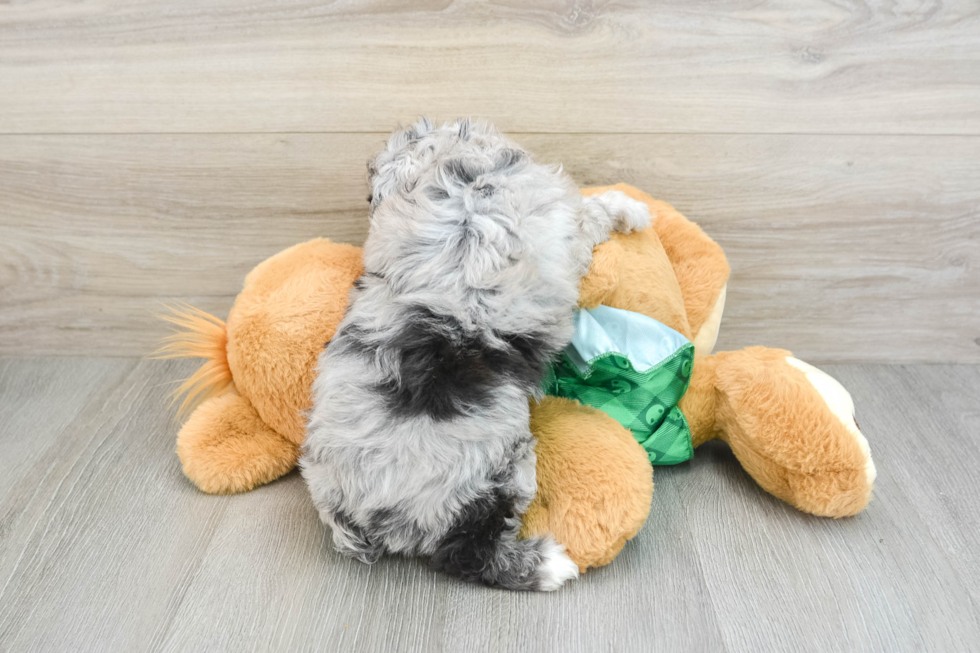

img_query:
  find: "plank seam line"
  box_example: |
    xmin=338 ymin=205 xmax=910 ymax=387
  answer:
xmin=1 ymin=131 xmax=979 ymax=138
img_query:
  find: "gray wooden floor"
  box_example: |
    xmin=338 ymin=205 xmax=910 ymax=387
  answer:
xmin=2 ymin=1 xmax=979 ymax=651
xmin=0 ymin=357 xmax=977 ymax=653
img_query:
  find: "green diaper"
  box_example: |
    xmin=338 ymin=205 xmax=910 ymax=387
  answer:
xmin=543 ymin=306 xmax=695 ymax=465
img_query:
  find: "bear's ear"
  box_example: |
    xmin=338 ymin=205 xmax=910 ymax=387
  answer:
xmin=578 ymin=239 xmax=623 ymax=309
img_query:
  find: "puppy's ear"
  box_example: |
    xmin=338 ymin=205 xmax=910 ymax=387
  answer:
xmin=579 ymin=239 xmax=623 ymax=309
xmin=368 ymin=118 xmax=437 ymax=207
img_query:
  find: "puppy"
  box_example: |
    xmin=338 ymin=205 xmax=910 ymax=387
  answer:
xmin=301 ymin=118 xmax=650 ymax=591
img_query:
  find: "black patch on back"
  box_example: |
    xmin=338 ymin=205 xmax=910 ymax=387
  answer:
xmin=497 ymin=331 xmax=546 ymax=371
xmin=376 ymin=306 xmax=551 ymax=420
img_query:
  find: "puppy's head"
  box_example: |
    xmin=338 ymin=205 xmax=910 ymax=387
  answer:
xmin=367 ymin=117 xmax=433 ymax=209
xmin=364 ymin=118 xmax=522 ymax=262
xmin=366 ymin=117 xmax=522 ymax=208
xmin=363 ymin=118 xmax=578 ymax=302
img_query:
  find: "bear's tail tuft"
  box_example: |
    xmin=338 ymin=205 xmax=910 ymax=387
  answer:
xmin=154 ymin=303 xmax=232 ymax=417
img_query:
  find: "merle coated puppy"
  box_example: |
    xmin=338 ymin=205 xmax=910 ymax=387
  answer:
xmin=301 ymin=118 xmax=650 ymax=591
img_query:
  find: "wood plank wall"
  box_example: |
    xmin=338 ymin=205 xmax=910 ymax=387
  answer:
xmin=1 ymin=0 xmax=978 ymax=361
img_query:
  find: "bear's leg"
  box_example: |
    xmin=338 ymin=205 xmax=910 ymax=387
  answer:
xmin=521 ymin=397 xmax=653 ymax=572
xmin=684 ymin=348 xmax=876 ymax=518
xmin=177 ymin=390 xmax=299 ymax=494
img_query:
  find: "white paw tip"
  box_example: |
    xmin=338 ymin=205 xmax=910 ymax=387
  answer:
xmin=622 ymin=198 xmax=652 ymax=233
xmin=537 ymin=539 xmax=580 ymax=591
xmin=785 ymin=357 xmax=876 ymax=485
xmin=594 ymin=190 xmax=652 ymax=233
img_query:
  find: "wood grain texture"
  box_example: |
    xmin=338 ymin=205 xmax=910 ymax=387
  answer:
xmin=1 ymin=0 xmax=979 ymax=134
xmin=1 ymin=0 xmax=977 ymax=647
xmin=2 ymin=133 xmax=977 ymax=361
xmin=0 ymin=358 xmax=230 ymax=653
xmin=2 ymin=358 xmax=980 ymax=652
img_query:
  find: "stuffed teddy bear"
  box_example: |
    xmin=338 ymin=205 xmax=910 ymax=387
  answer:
xmin=160 ymin=184 xmax=874 ymax=572
xmin=520 ymin=186 xmax=876 ymax=563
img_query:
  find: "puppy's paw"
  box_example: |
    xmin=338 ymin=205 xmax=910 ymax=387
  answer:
xmin=537 ymin=538 xmax=580 ymax=591
xmin=595 ymin=190 xmax=652 ymax=234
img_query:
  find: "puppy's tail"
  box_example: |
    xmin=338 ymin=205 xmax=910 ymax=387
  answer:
xmin=429 ymin=491 xmax=579 ymax=591
xmin=152 ymin=304 xmax=233 ymax=417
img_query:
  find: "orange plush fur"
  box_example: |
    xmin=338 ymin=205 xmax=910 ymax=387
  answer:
xmin=162 ymin=185 xmax=874 ymax=571
xmin=519 ymin=397 xmax=653 ymax=569
xmin=577 ymin=186 xmax=874 ymax=518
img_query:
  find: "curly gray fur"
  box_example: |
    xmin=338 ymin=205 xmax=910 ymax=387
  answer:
xmin=301 ymin=118 xmax=650 ymax=591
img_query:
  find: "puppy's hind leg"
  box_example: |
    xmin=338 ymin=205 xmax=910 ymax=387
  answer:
xmin=429 ymin=488 xmax=578 ymax=591
xmin=323 ymin=508 xmax=385 ymax=564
